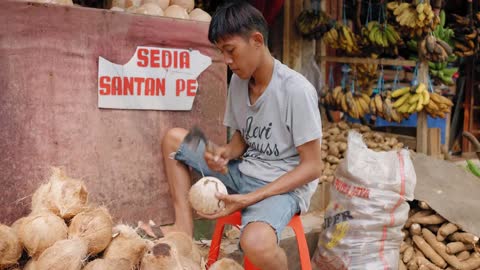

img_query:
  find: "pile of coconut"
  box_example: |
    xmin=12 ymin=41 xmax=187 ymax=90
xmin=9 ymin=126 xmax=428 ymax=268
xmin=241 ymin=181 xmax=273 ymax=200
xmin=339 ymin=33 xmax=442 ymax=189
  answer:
xmin=0 ymin=167 xmax=243 ymax=270
xmin=110 ymin=0 xmax=211 ymax=22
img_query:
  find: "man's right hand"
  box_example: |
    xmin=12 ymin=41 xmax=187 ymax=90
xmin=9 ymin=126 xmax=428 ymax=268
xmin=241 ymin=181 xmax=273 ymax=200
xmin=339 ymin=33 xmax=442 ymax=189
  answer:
xmin=204 ymin=144 xmax=229 ymax=174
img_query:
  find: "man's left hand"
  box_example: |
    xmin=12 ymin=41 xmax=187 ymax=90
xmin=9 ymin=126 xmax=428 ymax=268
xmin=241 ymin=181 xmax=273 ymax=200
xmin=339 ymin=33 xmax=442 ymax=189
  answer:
xmin=196 ymin=192 xmax=253 ymax=220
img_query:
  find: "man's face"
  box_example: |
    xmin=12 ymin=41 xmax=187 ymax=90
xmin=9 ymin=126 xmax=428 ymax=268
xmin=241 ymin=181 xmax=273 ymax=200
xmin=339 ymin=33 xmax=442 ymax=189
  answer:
xmin=216 ymin=34 xmax=261 ymax=80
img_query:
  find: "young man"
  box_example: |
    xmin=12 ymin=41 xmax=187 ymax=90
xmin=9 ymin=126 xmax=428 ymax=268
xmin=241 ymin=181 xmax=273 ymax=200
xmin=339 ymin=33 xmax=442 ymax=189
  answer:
xmin=161 ymin=2 xmax=323 ymax=269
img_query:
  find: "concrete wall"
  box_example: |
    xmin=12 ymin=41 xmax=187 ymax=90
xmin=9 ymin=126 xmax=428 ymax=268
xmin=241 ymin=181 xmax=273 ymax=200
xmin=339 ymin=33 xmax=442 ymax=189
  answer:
xmin=0 ymin=1 xmax=227 ymax=225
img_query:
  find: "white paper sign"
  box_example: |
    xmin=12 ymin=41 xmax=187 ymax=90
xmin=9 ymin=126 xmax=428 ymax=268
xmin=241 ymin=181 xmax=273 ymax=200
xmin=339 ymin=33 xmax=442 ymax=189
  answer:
xmin=98 ymin=46 xmax=212 ymax=110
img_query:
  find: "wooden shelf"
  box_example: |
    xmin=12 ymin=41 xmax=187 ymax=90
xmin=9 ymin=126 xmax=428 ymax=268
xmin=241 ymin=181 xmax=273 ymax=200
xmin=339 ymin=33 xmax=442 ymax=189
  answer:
xmin=318 ymin=56 xmax=417 ymax=67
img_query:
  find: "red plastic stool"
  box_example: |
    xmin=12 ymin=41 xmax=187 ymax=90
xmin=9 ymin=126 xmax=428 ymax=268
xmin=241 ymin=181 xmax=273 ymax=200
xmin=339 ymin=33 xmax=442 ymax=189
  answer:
xmin=206 ymin=211 xmax=312 ymax=270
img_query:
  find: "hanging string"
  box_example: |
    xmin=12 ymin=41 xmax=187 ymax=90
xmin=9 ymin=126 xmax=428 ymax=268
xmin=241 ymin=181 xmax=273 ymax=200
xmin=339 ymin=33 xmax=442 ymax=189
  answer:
xmin=427 ymin=74 xmax=434 ymax=93
xmin=376 ymin=65 xmax=385 ymax=93
xmin=365 ymin=0 xmax=373 ymax=27
xmin=342 ymin=0 xmax=348 ymax=25
xmin=341 ymin=64 xmax=350 ymax=90
xmin=393 ymin=66 xmax=401 ymax=90
xmin=329 ymin=65 xmax=335 ymax=89
xmin=411 ymin=63 xmax=419 ymax=86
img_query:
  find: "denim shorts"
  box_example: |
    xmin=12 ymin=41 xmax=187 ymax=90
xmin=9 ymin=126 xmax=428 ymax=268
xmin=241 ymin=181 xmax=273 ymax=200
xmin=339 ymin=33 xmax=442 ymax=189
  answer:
xmin=174 ymin=139 xmax=300 ymax=243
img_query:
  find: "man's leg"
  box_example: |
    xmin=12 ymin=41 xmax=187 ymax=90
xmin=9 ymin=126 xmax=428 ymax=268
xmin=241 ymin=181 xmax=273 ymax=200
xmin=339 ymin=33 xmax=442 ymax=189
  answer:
xmin=161 ymin=127 xmax=193 ymax=236
xmin=240 ymin=222 xmax=288 ymax=270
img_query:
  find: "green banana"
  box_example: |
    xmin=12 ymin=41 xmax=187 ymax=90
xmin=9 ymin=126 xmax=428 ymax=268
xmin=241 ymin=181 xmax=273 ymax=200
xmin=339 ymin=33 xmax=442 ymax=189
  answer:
xmin=466 ymin=160 xmax=480 ymax=178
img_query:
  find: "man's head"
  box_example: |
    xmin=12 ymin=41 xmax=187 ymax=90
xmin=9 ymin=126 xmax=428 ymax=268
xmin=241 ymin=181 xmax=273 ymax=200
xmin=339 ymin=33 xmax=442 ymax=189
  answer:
xmin=208 ymin=1 xmax=269 ymax=79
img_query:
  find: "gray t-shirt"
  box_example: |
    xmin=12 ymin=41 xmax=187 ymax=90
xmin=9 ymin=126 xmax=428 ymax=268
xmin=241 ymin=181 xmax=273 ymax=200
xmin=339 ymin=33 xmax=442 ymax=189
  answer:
xmin=224 ymin=58 xmax=322 ymax=213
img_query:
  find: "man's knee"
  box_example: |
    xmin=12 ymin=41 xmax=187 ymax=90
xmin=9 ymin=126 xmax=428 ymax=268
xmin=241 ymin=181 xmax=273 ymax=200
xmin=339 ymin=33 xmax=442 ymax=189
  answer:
xmin=240 ymin=222 xmax=278 ymax=257
xmin=162 ymin=127 xmax=188 ymax=152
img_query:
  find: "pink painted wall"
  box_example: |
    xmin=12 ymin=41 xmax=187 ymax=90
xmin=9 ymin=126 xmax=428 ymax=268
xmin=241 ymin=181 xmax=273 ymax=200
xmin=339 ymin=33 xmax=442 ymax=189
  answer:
xmin=0 ymin=1 xmax=227 ymax=225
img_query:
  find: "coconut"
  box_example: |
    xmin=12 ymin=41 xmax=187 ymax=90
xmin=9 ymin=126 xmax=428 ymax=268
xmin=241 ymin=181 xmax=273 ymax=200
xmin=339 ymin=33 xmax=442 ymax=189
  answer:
xmin=24 ymin=259 xmax=37 ymax=270
xmin=140 ymin=242 xmax=183 ymax=270
xmin=142 ymin=0 xmax=169 ymax=10
xmin=68 ymin=207 xmax=113 ymax=255
xmin=188 ymin=8 xmax=211 ymax=22
xmin=36 ymin=238 xmax=88 ymax=270
xmin=179 ymin=256 xmax=201 ymax=270
xmin=209 ymin=258 xmax=243 ymax=270
xmin=161 ymin=232 xmax=202 ymax=265
xmin=31 ymin=167 xmax=88 ymax=219
xmin=0 ymin=224 xmax=22 ymax=269
xmin=9 ymin=217 xmax=26 ymax=235
xmin=134 ymin=3 xmax=164 ymax=16
xmin=110 ymin=6 xmax=125 ymax=11
xmin=18 ymin=212 xmax=68 ymax=257
xmin=164 ymin=5 xmax=189 ymax=19
xmin=188 ymin=176 xmax=228 ymax=215
xmin=125 ymin=0 xmax=142 ymax=8
xmin=103 ymin=225 xmax=147 ymax=268
xmin=111 ymin=0 xmax=127 ymax=8
xmin=83 ymin=258 xmax=131 ymax=270
xmin=170 ymin=0 xmax=194 ymax=12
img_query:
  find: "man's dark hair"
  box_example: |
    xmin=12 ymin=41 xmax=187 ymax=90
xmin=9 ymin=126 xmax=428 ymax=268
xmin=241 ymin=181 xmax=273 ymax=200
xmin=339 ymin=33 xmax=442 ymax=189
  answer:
xmin=208 ymin=1 xmax=269 ymax=45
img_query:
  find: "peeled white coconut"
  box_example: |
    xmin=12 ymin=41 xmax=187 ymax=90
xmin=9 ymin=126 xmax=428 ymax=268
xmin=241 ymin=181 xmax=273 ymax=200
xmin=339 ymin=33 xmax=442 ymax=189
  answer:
xmin=110 ymin=6 xmax=125 ymax=11
xmin=83 ymin=258 xmax=132 ymax=270
xmin=161 ymin=232 xmax=202 ymax=265
xmin=142 ymin=0 xmax=169 ymax=10
xmin=125 ymin=0 xmax=142 ymax=8
xmin=164 ymin=4 xmax=189 ymax=19
xmin=68 ymin=207 xmax=113 ymax=255
xmin=103 ymin=225 xmax=148 ymax=268
xmin=18 ymin=211 xmax=68 ymax=257
xmin=36 ymin=238 xmax=88 ymax=270
xmin=140 ymin=241 xmax=183 ymax=270
xmin=0 ymin=224 xmax=22 ymax=269
xmin=134 ymin=3 xmax=164 ymax=16
xmin=189 ymin=8 xmax=211 ymax=22
xmin=209 ymin=258 xmax=243 ymax=270
xmin=170 ymin=0 xmax=194 ymax=12
xmin=188 ymin=176 xmax=228 ymax=215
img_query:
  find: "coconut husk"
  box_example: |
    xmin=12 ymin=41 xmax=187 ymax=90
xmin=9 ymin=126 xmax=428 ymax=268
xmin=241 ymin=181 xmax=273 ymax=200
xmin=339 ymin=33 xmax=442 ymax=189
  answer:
xmin=103 ymin=225 xmax=147 ymax=269
xmin=209 ymin=258 xmax=243 ymax=270
xmin=10 ymin=217 xmax=26 ymax=235
xmin=31 ymin=167 xmax=88 ymax=219
xmin=0 ymin=224 xmax=22 ymax=269
xmin=18 ymin=211 xmax=68 ymax=257
xmin=83 ymin=258 xmax=131 ymax=270
xmin=140 ymin=242 xmax=183 ymax=270
xmin=24 ymin=259 xmax=37 ymax=270
xmin=68 ymin=206 xmax=113 ymax=255
xmin=36 ymin=238 xmax=88 ymax=270
xmin=161 ymin=232 xmax=202 ymax=265
xmin=179 ymin=256 xmax=202 ymax=270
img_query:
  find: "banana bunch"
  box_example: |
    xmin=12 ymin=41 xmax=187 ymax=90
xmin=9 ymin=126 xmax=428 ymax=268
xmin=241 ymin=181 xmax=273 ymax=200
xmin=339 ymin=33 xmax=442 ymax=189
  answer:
xmin=428 ymin=61 xmax=457 ymax=85
xmin=391 ymin=83 xmax=430 ymax=115
xmin=418 ymin=35 xmax=453 ymax=62
xmin=352 ymin=63 xmax=378 ymax=92
xmin=424 ymin=92 xmax=453 ymax=118
xmin=387 ymin=1 xmax=439 ymax=38
xmin=362 ymin=21 xmax=404 ymax=49
xmin=323 ymin=23 xmax=361 ymax=55
xmin=369 ymin=91 xmax=405 ymax=123
xmin=296 ymin=9 xmax=334 ymax=39
xmin=323 ymin=86 xmax=371 ymax=118
xmin=451 ymin=14 xmax=479 ymax=57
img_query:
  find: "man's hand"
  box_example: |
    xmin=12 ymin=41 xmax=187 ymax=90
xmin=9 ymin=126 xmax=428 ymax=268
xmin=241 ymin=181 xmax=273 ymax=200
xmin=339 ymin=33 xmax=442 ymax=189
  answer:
xmin=196 ymin=192 xmax=253 ymax=220
xmin=204 ymin=144 xmax=230 ymax=174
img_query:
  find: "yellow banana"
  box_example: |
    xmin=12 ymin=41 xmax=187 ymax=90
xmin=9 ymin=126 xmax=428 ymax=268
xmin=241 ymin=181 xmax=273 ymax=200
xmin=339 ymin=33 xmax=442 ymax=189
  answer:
xmin=393 ymin=92 xmax=411 ymax=108
xmin=391 ymin=87 xmax=410 ymax=98
xmin=421 ymin=90 xmax=430 ymax=105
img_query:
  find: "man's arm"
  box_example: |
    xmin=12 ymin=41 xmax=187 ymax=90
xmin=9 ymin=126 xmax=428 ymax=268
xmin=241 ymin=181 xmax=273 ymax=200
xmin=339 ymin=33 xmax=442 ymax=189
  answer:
xmin=224 ymin=130 xmax=248 ymax=160
xmin=247 ymin=138 xmax=323 ymax=203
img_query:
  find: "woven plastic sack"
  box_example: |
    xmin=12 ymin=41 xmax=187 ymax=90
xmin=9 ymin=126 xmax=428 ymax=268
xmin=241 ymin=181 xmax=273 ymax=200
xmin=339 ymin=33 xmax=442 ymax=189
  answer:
xmin=312 ymin=131 xmax=416 ymax=270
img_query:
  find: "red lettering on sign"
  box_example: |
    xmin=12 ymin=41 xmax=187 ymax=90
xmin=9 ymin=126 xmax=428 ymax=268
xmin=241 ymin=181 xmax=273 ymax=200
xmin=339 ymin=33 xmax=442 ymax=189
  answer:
xmin=150 ymin=49 xmax=160 ymax=68
xmin=123 ymin=77 xmax=134 ymax=95
xmin=161 ymin=50 xmax=172 ymax=68
xmin=99 ymin=76 xmax=111 ymax=95
xmin=137 ymin=48 xmax=149 ymax=67
xmin=112 ymin=77 xmax=122 ymax=95
xmin=145 ymin=78 xmax=155 ymax=96
xmin=156 ymin=78 xmax=165 ymax=96
xmin=134 ymin=77 xmax=145 ymax=95
xmin=179 ymin=51 xmax=190 ymax=69
xmin=186 ymin=79 xmax=197 ymax=96
xmin=176 ymin=79 xmax=185 ymax=96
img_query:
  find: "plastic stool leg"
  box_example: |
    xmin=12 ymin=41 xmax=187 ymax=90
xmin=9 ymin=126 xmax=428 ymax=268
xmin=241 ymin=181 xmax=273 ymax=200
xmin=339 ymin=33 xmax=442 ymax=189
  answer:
xmin=288 ymin=216 xmax=312 ymax=270
xmin=206 ymin=212 xmax=242 ymax=268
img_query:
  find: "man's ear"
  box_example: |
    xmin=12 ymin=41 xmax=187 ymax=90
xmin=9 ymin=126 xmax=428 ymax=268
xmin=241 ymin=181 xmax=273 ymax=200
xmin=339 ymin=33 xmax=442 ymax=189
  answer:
xmin=250 ymin=32 xmax=264 ymax=48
